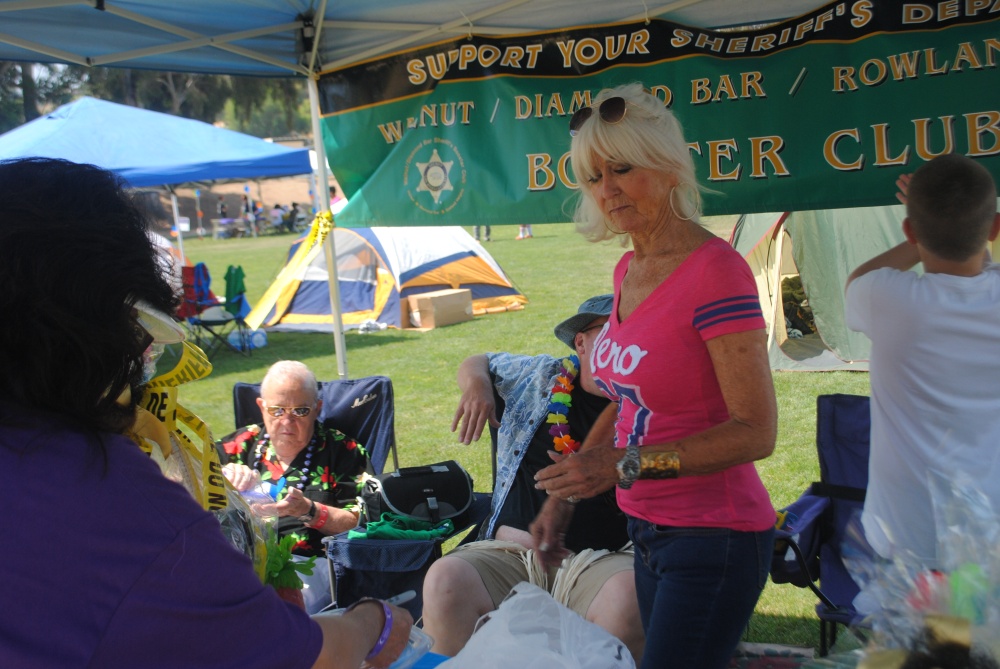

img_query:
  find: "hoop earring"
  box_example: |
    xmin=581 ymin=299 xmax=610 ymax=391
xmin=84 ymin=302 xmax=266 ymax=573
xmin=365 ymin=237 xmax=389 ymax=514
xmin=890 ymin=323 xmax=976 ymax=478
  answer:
xmin=603 ymin=217 xmax=627 ymax=235
xmin=669 ymin=182 xmax=700 ymax=221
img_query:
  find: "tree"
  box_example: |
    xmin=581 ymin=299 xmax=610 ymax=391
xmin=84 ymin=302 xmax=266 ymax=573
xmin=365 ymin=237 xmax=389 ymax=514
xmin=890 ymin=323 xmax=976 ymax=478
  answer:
xmin=229 ymin=76 xmax=308 ymax=137
xmin=75 ymin=67 xmax=231 ymax=122
xmin=0 ymin=62 xmax=83 ymax=134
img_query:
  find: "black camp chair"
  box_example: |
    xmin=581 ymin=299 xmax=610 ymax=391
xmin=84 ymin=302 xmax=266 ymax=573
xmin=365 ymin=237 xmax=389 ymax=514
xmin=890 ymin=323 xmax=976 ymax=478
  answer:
xmin=771 ymin=394 xmax=871 ymax=655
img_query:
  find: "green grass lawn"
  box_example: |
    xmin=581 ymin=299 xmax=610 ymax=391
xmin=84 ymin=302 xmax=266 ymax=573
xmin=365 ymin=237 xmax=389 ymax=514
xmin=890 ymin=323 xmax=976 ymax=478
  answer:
xmin=175 ymin=222 xmax=870 ymax=652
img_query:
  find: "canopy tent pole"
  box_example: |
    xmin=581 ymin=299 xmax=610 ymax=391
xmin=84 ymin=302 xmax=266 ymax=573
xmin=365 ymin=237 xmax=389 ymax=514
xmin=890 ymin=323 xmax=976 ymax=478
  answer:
xmin=167 ymin=187 xmax=187 ymax=265
xmin=307 ymin=74 xmax=348 ymax=380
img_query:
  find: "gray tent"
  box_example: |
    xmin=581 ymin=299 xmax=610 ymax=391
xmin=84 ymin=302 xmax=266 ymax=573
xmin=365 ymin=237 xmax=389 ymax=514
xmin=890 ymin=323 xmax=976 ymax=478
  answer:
xmin=730 ymin=208 xmax=907 ymax=371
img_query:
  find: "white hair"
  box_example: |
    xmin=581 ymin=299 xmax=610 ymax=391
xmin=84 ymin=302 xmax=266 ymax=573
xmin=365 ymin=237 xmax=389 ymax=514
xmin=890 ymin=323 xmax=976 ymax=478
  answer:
xmin=260 ymin=360 xmax=318 ymax=403
xmin=569 ymin=82 xmax=702 ymax=243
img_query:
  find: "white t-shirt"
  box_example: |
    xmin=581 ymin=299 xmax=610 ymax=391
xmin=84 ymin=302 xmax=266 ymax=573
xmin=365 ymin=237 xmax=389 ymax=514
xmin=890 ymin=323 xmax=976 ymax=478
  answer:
xmin=846 ymin=263 xmax=1000 ymax=566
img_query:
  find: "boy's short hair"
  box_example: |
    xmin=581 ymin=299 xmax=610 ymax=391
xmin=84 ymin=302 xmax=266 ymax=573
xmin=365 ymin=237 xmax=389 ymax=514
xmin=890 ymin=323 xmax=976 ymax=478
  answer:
xmin=906 ymin=154 xmax=997 ymax=262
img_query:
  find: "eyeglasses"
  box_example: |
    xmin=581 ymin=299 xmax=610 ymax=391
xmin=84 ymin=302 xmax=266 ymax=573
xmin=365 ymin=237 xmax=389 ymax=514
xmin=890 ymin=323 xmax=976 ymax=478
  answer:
xmin=578 ymin=322 xmax=607 ymax=335
xmin=265 ymin=405 xmax=313 ymax=418
xmin=568 ymin=96 xmax=627 ymax=136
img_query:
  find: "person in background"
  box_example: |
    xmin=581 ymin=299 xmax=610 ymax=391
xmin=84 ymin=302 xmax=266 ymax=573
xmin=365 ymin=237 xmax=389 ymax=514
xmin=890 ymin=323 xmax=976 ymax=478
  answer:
xmin=241 ymin=194 xmax=256 ymax=234
xmin=0 ymin=157 xmax=411 ymax=669
xmin=845 ymin=153 xmax=1000 ymax=567
xmin=285 ymin=201 xmax=301 ymax=232
xmin=422 ymin=295 xmax=644 ymax=663
xmin=217 ymin=193 xmax=228 ymax=218
xmin=516 ymin=223 xmax=533 ymax=240
xmin=533 ymin=83 xmax=777 ymax=669
xmin=329 ymin=185 xmax=347 ymax=215
xmin=473 ymin=224 xmax=491 ymax=242
xmin=269 ymin=202 xmax=286 ymax=231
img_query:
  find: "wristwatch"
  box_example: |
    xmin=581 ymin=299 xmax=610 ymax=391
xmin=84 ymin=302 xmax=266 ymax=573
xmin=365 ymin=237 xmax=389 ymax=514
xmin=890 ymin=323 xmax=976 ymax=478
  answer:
xmin=298 ymin=500 xmax=317 ymax=523
xmin=615 ymin=445 xmax=641 ymax=489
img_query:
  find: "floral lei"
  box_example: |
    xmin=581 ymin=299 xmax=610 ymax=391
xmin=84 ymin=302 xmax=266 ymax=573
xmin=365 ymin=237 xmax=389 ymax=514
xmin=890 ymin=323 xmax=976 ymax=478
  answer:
xmin=546 ymin=355 xmax=581 ymax=454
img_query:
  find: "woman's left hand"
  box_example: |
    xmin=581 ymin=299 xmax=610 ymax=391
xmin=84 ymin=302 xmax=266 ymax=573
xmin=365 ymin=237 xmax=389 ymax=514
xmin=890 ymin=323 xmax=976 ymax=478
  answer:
xmin=533 ymin=447 xmax=620 ymax=501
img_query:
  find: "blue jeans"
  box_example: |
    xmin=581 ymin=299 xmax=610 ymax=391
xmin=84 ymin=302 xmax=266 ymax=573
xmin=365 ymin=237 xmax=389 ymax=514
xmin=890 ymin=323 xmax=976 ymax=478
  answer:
xmin=629 ymin=518 xmax=774 ymax=669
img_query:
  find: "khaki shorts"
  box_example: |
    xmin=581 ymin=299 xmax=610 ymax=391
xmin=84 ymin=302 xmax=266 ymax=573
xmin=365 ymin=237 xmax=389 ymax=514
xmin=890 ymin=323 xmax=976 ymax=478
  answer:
xmin=448 ymin=540 xmax=633 ymax=618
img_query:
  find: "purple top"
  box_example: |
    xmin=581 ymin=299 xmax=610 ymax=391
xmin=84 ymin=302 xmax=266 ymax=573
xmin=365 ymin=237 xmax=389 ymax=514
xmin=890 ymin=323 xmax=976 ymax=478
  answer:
xmin=0 ymin=402 xmax=323 ymax=668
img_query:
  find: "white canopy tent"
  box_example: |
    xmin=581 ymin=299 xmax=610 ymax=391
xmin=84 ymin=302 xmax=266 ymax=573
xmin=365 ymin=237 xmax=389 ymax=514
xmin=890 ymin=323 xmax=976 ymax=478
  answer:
xmin=0 ymin=0 xmax=833 ymax=378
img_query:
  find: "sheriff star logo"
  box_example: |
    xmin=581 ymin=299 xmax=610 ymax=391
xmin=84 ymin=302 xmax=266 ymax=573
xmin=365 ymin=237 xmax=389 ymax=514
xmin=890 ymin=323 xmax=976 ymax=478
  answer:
xmin=415 ymin=149 xmax=454 ymax=204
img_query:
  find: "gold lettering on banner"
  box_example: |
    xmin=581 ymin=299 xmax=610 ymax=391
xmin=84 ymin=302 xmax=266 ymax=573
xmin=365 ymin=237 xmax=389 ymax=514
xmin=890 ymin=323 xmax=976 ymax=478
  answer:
xmin=966 ymin=111 xmax=1000 ymax=156
xmin=527 ymin=154 xmax=556 ymax=191
xmin=903 ymin=0 xmax=1000 ymax=24
xmin=913 ymin=117 xmax=956 ymax=160
xmin=407 ymin=43 xmax=544 ymax=84
xmin=691 ymin=72 xmax=766 ymax=105
xmin=554 ymin=30 xmax=650 ymax=68
xmin=832 ymin=39 xmax=1000 ymax=92
xmin=527 ymin=152 xmax=577 ymax=191
xmin=824 ymin=129 xmax=864 ymax=171
xmin=748 ymin=137 xmax=790 ymax=178
xmin=823 ymin=111 xmax=1000 ymax=170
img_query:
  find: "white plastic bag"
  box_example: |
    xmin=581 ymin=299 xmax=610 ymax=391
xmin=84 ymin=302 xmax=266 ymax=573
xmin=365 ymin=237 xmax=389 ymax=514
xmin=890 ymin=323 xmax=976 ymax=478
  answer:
xmin=436 ymin=582 xmax=635 ymax=669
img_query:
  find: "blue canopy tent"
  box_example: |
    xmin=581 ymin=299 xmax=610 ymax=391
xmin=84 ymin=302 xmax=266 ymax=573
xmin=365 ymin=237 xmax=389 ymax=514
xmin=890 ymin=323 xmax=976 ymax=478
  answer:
xmin=0 ymin=96 xmax=311 ymax=188
xmin=0 ymin=96 xmax=313 ymax=257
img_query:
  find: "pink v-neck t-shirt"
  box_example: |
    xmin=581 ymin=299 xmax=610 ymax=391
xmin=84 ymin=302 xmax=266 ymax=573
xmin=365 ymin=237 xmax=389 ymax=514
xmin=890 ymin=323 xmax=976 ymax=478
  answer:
xmin=591 ymin=237 xmax=774 ymax=531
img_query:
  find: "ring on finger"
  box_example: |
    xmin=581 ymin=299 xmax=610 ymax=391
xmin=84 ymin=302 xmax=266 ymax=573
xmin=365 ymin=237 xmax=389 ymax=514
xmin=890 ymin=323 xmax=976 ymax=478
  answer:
xmin=566 ymin=495 xmax=579 ymax=504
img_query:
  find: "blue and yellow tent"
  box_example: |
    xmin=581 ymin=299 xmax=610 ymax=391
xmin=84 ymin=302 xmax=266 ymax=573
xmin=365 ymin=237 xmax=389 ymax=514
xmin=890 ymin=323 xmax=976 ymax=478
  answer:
xmin=254 ymin=227 xmax=526 ymax=331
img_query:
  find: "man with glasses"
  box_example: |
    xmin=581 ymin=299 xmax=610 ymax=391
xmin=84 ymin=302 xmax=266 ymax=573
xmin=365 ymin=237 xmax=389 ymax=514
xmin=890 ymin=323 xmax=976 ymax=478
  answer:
xmin=220 ymin=361 xmax=370 ymax=560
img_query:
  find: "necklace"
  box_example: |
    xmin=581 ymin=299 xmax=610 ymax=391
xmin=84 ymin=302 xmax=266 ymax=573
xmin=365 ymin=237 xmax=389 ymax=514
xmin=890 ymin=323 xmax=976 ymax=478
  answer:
xmin=546 ymin=355 xmax=581 ymax=454
xmin=252 ymin=430 xmax=318 ymax=490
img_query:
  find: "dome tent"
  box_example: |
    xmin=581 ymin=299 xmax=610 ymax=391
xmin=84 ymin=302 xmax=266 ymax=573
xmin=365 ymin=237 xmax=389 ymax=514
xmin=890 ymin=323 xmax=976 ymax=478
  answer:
xmin=252 ymin=226 xmax=526 ymax=332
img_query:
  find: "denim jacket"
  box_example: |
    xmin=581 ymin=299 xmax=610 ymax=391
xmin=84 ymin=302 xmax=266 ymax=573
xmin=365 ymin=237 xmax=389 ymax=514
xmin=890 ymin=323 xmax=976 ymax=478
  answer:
xmin=483 ymin=352 xmax=565 ymax=539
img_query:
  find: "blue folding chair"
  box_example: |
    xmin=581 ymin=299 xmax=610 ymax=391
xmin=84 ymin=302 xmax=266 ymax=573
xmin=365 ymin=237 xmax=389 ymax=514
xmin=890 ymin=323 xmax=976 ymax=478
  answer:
xmin=232 ymin=375 xmax=398 ymax=474
xmin=771 ymin=393 xmax=871 ymax=655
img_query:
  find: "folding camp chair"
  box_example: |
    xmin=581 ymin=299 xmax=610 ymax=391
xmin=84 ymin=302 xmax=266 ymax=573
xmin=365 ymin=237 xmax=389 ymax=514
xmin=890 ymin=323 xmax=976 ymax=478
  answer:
xmin=232 ymin=375 xmax=398 ymax=474
xmin=232 ymin=376 xmax=447 ymax=617
xmin=771 ymin=393 xmax=871 ymax=655
xmin=181 ymin=262 xmax=251 ymax=358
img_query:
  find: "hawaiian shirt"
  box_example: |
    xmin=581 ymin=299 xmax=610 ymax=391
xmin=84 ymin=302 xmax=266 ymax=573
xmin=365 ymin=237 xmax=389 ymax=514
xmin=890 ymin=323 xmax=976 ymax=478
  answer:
xmin=218 ymin=422 xmax=370 ymax=556
xmin=484 ymin=352 xmax=564 ymax=540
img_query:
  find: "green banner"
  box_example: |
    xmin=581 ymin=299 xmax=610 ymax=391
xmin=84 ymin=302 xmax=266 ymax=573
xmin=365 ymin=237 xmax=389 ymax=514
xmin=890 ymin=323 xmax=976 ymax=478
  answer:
xmin=319 ymin=0 xmax=1000 ymax=227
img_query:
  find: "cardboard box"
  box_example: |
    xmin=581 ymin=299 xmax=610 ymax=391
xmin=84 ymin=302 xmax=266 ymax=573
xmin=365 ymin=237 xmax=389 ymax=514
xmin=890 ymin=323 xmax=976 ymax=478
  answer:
xmin=407 ymin=288 xmax=473 ymax=329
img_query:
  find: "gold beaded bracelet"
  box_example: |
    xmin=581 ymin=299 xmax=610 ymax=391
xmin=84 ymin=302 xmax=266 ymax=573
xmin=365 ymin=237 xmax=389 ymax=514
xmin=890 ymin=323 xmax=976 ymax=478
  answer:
xmin=639 ymin=451 xmax=681 ymax=479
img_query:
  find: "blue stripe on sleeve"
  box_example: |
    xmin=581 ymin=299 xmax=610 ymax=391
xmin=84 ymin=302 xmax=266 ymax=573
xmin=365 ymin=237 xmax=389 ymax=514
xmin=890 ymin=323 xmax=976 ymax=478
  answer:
xmin=692 ymin=295 xmax=763 ymax=331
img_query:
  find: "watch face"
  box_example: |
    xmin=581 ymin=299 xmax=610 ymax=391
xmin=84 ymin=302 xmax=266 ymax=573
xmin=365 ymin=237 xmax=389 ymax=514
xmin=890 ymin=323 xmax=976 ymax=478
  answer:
xmin=622 ymin=458 xmax=640 ymax=479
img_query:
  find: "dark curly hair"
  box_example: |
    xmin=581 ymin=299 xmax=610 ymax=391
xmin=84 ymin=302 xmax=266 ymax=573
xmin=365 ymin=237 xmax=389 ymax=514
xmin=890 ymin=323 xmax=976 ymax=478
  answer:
xmin=0 ymin=158 xmax=179 ymax=434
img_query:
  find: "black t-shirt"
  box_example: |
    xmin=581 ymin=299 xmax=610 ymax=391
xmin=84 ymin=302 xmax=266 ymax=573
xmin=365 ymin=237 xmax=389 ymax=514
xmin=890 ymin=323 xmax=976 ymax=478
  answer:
xmin=494 ymin=381 xmax=629 ymax=553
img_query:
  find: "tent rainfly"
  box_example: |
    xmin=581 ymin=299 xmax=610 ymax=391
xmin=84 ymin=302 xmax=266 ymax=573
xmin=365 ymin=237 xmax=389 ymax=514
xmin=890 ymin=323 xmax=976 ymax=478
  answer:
xmin=251 ymin=227 xmax=527 ymax=332
xmin=730 ymin=207 xmax=909 ymax=372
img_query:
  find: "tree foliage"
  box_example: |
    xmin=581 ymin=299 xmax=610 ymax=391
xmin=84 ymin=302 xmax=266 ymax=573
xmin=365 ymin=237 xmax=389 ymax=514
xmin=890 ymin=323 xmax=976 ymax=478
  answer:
xmin=0 ymin=63 xmax=307 ymax=138
xmin=0 ymin=62 xmax=83 ymax=134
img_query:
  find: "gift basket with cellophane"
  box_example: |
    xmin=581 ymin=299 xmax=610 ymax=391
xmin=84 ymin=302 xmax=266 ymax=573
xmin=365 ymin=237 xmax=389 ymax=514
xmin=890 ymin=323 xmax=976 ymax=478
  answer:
xmin=816 ymin=470 xmax=1000 ymax=668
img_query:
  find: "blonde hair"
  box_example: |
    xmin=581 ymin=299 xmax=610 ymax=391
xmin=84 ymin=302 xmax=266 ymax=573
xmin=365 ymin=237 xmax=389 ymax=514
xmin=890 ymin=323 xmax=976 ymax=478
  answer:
xmin=569 ymin=82 xmax=701 ymax=243
xmin=261 ymin=360 xmax=319 ymax=404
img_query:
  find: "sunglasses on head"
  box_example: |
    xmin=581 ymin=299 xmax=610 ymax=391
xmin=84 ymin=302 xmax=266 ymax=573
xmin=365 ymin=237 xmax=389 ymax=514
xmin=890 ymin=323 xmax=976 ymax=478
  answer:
xmin=265 ymin=405 xmax=313 ymax=418
xmin=568 ymin=96 xmax=627 ymax=136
